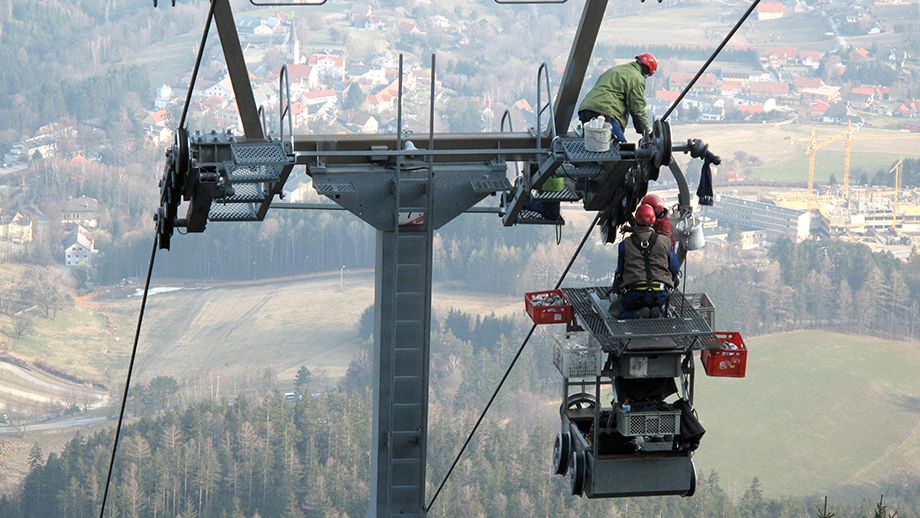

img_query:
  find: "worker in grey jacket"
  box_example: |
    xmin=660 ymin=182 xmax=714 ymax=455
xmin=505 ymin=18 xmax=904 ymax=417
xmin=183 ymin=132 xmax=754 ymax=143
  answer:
xmin=578 ymin=53 xmax=656 ymax=142
xmin=612 ymin=203 xmax=679 ymax=319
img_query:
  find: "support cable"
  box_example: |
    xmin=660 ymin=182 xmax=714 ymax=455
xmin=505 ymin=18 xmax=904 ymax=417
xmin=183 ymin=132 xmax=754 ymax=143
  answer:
xmin=98 ymin=234 xmax=159 ymax=518
xmin=661 ymin=0 xmax=763 ymax=121
xmin=178 ymin=0 xmax=217 ymax=130
xmin=426 ymin=211 xmax=601 ymax=513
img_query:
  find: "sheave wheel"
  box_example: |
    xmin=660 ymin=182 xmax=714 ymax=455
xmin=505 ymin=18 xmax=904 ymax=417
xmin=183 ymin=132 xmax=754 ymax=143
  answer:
xmin=561 ymin=393 xmax=596 ymax=417
xmin=552 ymin=432 xmax=572 ymax=475
xmin=569 ymin=450 xmax=586 ymax=496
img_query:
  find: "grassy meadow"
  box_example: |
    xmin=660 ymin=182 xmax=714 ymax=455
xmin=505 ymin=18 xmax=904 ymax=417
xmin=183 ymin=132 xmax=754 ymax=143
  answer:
xmin=694 ymin=330 xmax=920 ymax=500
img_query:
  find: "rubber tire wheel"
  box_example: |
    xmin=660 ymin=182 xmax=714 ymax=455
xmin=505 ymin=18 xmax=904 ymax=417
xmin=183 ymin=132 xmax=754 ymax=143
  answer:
xmin=570 ymin=450 xmax=586 ymax=496
xmin=552 ymin=432 xmax=572 ymax=475
xmin=561 ymin=393 xmax=596 ymax=417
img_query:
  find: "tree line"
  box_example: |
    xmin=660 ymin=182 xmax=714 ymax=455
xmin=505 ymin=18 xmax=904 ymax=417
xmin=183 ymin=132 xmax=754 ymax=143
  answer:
xmin=3 ymin=384 xmax=920 ymax=517
xmin=691 ymin=236 xmax=920 ymax=340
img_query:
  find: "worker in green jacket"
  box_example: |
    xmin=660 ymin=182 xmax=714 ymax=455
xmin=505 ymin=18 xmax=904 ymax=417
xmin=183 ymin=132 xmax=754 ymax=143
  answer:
xmin=578 ymin=53 xmax=657 ymax=142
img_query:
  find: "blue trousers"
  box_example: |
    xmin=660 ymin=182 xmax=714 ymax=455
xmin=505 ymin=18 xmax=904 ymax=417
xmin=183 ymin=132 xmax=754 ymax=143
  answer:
xmin=578 ymin=109 xmax=627 ymax=143
xmin=618 ymin=289 xmax=669 ymax=319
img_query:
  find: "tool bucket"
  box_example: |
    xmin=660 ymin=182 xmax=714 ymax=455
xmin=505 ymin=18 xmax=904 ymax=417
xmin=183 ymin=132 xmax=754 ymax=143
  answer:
xmin=583 ymin=118 xmax=611 ymax=153
xmin=676 ymin=216 xmax=705 ymax=251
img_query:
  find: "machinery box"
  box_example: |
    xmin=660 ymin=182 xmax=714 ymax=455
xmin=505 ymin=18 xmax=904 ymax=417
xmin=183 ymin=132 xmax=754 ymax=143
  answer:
xmin=553 ymin=331 xmax=603 ymax=378
xmin=525 ymin=290 xmax=572 ymax=325
xmin=615 ymin=406 xmax=681 ymax=437
xmin=701 ymin=332 xmax=747 ymax=378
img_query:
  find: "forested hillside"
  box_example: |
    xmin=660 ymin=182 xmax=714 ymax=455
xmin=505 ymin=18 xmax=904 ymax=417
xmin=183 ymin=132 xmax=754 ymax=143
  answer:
xmin=4 ymin=379 xmax=920 ymax=518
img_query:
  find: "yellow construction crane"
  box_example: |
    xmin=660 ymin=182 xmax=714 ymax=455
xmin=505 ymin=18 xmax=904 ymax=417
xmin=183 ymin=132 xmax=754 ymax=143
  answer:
xmin=805 ymin=122 xmax=855 ymax=208
xmin=891 ymin=156 xmax=903 ymax=232
xmin=788 ymin=125 xmax=920 ymax=207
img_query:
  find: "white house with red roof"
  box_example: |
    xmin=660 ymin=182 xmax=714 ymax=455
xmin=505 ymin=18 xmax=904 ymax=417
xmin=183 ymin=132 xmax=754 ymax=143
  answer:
xmin=289 ymin=101 xmax=309 ymax=128
xmin=810 ymin=101 xmax=831 ymax=117
xmin=309 ymin=51 xmax=346 ymax=79
xmin=302 ymin=89 xmax=338 ymax=107
xmin=268 ymin=64 xmax=320 ymax=90
xmin=353 ymin=15 xmax=384 ymax=30
xmin=337 ymin=109 xmax=378 ymax=133
xmin=764 ymin=46 xmax=798 ymax=64
xmin=794 ymin=76 xmax=823 ymax=93
xmin=757 ymin=2 xmax=785 ymax=20
xmin=144 ymin=109 xmax=169 ymax=127
xmin=397 ymin=22 xmax=421 ymax=34
xmin=668 ymin=72 xmax=717 ymax=92
xmin=799 ymin=51 xmax=821 ymax=69
xmin=850 ymin=48 xmax=870 ymax=62
xmin=202 ymin=77 xmax=234 ymax=99
xmin=366 ymin=83 xmax=400 ymax=113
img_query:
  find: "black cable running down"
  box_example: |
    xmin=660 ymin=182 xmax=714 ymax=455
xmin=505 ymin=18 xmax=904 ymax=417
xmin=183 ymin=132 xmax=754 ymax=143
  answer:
xmin=426 ymin=212 xmax=602 ymax=513
xmin=98 ymin=234 xmax=159 ymax=518
xmin=661 ymin=0 xmax=763 ymax=121
xmin=178 ymin=0 xmax=217 ymax=130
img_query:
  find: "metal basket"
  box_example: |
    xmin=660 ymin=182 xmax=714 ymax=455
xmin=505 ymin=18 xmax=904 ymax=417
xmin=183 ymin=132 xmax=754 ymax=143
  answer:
xmin=615 ymin=408 xmax=681 ymax=437
xmin=553 ymin=331 xmax=603 ymax=378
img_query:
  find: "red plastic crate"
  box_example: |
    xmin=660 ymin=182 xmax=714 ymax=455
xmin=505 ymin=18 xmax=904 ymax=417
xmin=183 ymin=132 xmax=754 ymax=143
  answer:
xmin=525 ymin=290 xmax=572 ymax=325
xmin=701 ymin=332 xmax=747 ymax=378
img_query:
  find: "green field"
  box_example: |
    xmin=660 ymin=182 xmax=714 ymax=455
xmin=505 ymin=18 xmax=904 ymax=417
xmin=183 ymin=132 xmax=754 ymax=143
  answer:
xmin=694 ymin=330 xmax=920 ymax=499
xmin=749 ymin=151 xmax=904 ymax=183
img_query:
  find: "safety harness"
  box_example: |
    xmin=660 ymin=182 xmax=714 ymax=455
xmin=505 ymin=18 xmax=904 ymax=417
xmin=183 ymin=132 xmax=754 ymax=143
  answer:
xmin=629 ymin=231 xmax=667 ymax=292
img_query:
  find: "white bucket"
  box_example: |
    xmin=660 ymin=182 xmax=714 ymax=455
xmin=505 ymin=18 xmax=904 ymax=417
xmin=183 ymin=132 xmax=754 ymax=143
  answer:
xmin=676 ymin=216 xmax=705 ymax=251
xmin=584 ymin=125 xmax=611 ymax=153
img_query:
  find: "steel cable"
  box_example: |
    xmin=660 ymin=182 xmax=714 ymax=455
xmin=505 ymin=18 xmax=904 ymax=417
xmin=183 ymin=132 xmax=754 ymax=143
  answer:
xmin=98 ymin=234 xmax=159 ymax=518
xmin=178 ymin=0 xmax=217 ymax=130
xmin=661 ymin=0 xmax=764 ymax=121
xmin=426 ymin=211 xmax=601 ymax=513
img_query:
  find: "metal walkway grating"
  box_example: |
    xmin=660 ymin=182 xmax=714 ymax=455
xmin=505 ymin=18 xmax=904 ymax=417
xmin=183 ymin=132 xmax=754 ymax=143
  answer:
xmin=221 ymin=183 xmax=265 ymax=203
xmin=558 ymin=138 xmax=622 ymax=162
xmin=561 ymin=287 xmax=722 ymax=353
xmin=231 ymin=142 xmax=289 ymax=165
xmin=517 ymin=209 xmax=564 ymax=225
xmin=226 ymin=164 xmax=281 ymax=183
xmin=209 ymin=203 xmax=258 ymax=221
xmin=532 ymin=187 xmax=580 ymax=202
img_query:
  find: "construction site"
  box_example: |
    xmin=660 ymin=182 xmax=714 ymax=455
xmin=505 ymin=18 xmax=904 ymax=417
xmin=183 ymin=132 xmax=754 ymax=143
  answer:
xmin=666 ymin=124 xmax=920 ymax=259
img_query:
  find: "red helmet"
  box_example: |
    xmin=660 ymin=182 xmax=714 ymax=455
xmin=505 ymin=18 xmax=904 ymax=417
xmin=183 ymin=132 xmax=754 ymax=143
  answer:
xmin=641 ymin=194 xmax=664 ymax=214
xmin=635 ymin=204 xmax=657 ymax=226
xmin=636 ymin=53 xmax=658 ymax=76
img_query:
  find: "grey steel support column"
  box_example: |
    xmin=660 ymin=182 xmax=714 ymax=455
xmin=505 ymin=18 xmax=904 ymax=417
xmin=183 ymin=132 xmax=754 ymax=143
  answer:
xmin=212 ymin=0 xmax=264 ymax=140
xmin=553 ymin=0 xmax=609 ymax=135
xmin=371 ymin=225 xmax=431 ymax=518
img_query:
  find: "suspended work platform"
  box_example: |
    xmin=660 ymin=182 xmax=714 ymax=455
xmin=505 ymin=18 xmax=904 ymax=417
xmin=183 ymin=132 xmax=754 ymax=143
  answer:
xmin=548 ymin=288 xmax=728 ymax=498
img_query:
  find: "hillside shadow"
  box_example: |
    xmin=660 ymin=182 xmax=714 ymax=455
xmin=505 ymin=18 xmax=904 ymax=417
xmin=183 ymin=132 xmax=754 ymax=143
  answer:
xmin=890 ymin=393 xmax=920 ymax=414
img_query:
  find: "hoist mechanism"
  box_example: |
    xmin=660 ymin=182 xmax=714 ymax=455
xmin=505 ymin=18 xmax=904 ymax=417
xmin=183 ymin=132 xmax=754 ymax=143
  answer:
xmin=149 ymin=0 xmax=735 ymax=514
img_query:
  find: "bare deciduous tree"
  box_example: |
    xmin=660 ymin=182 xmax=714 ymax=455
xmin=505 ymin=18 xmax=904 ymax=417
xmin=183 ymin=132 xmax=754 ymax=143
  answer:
xmin=12 ymin=314 xmax=32 ymax=339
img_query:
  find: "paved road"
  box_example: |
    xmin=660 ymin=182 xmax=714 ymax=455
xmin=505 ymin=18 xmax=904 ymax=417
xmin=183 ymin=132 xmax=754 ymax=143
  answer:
xmin=0 ymin=362 xmax=101 ymax=398
xmin=0 ymin=415 xmax=109 ymax=434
